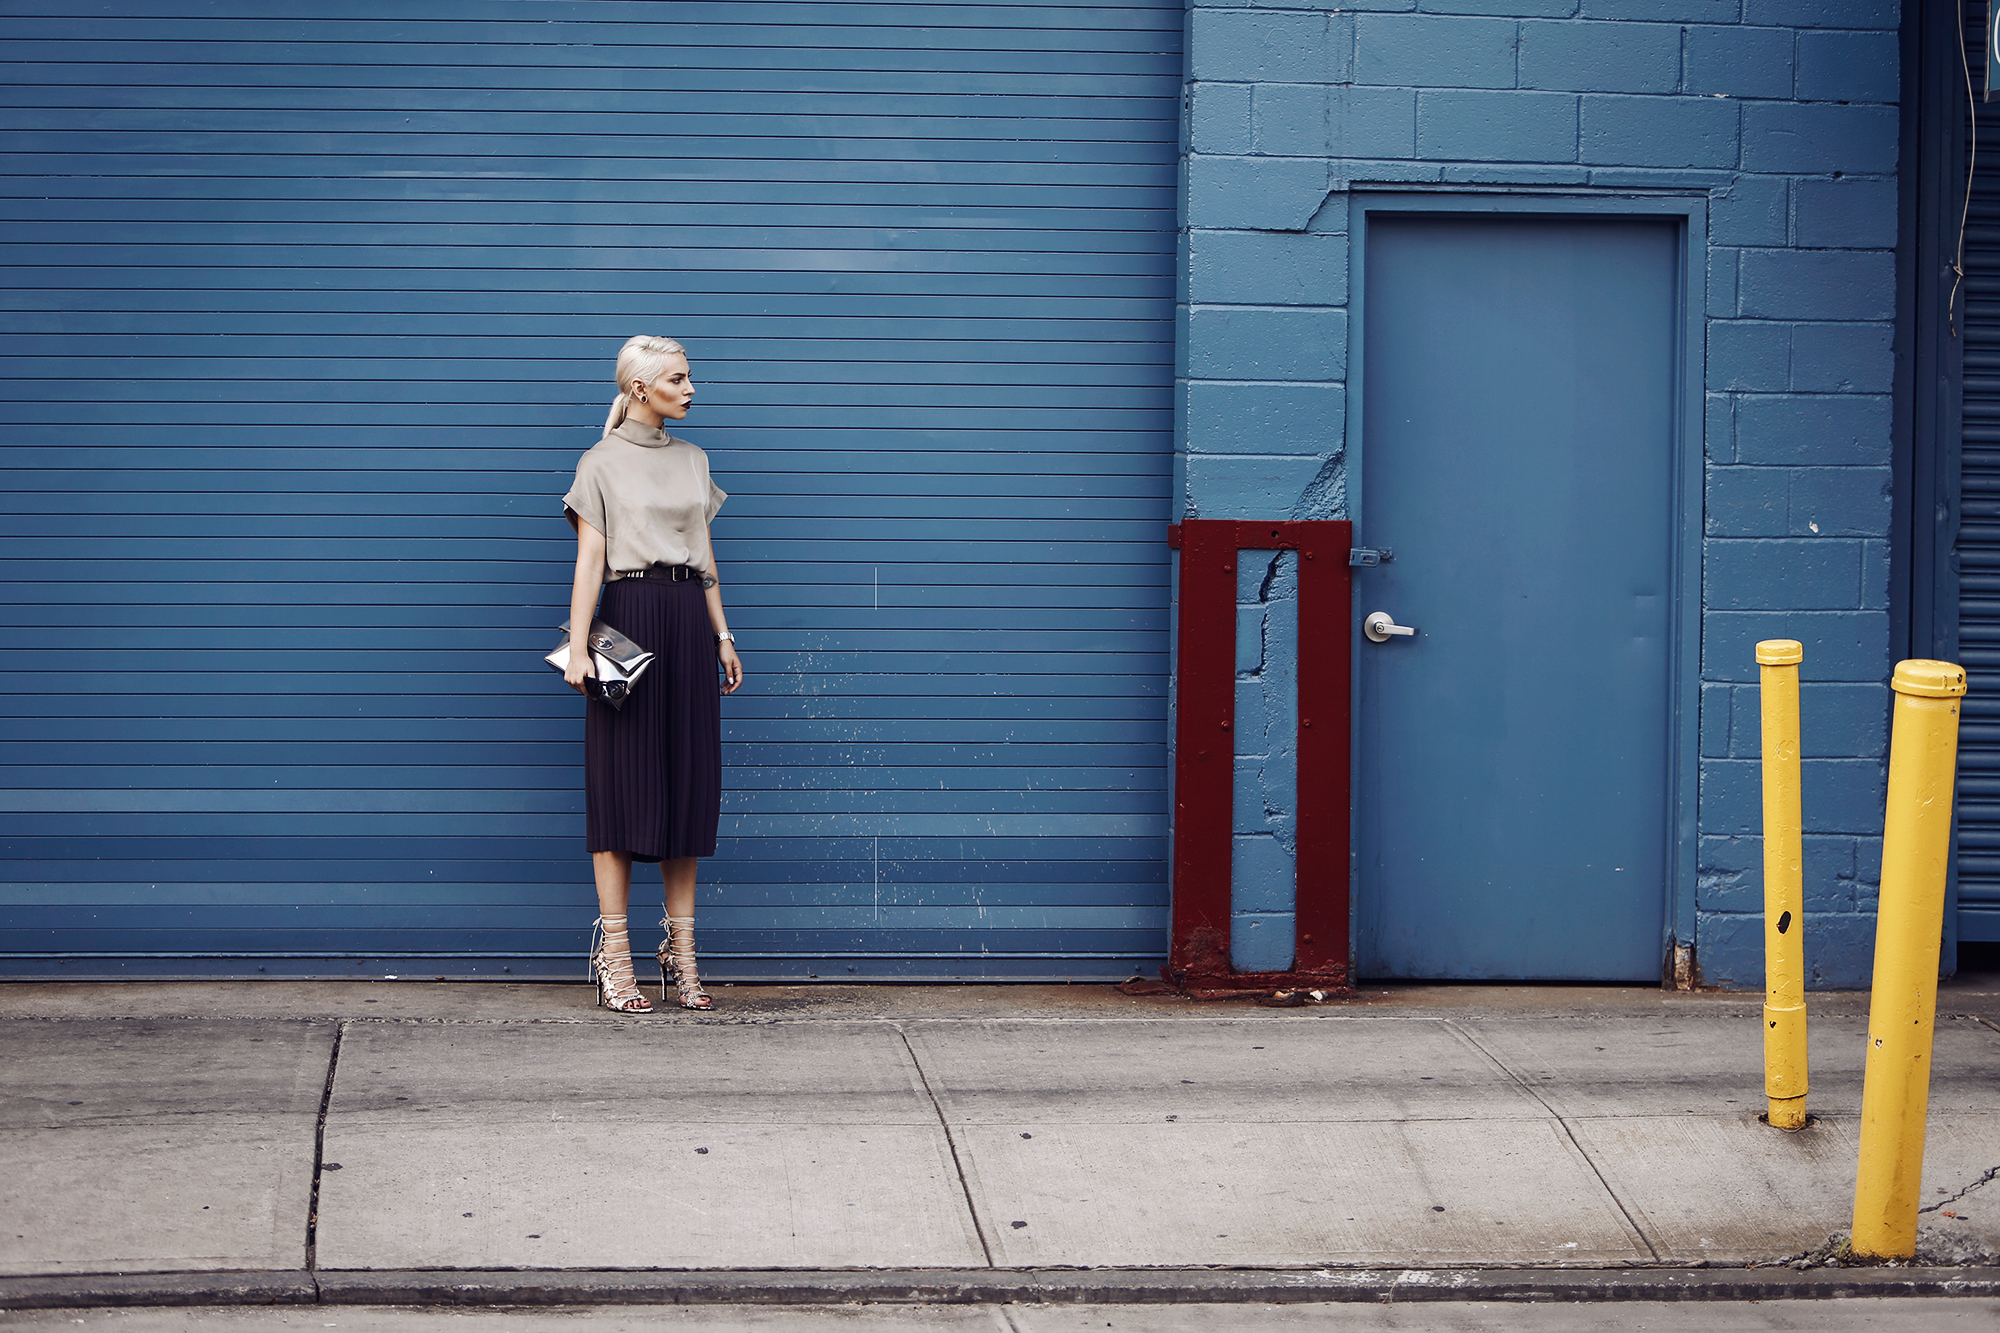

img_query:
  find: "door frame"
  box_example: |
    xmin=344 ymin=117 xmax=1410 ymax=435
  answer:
xmin=1344 ymin=189 xmax=1708 ymax=978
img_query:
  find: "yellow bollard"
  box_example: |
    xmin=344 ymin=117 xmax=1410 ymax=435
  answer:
xmin=1850 ymin=659 xmax=1968 ymax=1261
xmin=1757 ymin=640 xmax=1808 ymax=1130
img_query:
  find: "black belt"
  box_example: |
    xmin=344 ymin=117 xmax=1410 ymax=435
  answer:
xmin=618 ymin=564 xmax=701 ymax=582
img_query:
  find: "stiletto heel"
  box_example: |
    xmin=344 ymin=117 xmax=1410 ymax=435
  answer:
xmin=658 ymin=914 xmax=714 ymax=1010
xmin=589 ymin=915 xmax=653 ymax=1013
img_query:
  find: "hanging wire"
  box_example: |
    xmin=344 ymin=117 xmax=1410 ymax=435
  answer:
xmin=1951 ymin=0 xmax=1979 ymax=338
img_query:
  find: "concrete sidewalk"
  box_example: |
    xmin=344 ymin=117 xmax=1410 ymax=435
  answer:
xmin=1 ymin=977 xmax=1998 ymax=1307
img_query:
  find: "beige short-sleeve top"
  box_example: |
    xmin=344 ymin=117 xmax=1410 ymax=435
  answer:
xmin=563 ymin=419 xmax=727 ymax=579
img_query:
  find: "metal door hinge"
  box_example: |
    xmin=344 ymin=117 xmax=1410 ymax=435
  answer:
xmin=1349 ymin=547 xmax=1394 ymax=566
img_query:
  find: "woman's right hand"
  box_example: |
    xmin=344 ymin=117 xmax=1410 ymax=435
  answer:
xmin=564 ymin=647 xmax=597 ymax=695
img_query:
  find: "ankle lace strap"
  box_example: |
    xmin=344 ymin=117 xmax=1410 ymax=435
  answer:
xmin=590 ymin=915 xmax=633 ymax=976
xmin=588 ymin=912 xmax=628 ymax=956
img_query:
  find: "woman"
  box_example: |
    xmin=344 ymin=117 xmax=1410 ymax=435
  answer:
xmin=562 ymin=335 xmax=743 ymax=1012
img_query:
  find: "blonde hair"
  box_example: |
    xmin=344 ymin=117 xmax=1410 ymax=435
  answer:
xmin=603 ymin=335 xmax=688 ymax=431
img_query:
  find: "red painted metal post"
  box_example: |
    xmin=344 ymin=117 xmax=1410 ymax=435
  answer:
xmin=1294 ymin=521 xmax=1352 ymax=977
xmin=1166 ymin=519 xmax=1352 ymax=995
xmin=1167 ymin=521 xmax=1239 ymax=980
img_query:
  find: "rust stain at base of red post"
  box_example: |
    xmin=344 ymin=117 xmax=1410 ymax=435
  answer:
xmin=1165 ymin=519 xmax=1353 ymax=997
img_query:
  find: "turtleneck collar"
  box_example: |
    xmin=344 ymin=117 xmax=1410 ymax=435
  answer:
xmin=610 ymin=418 xmax=671 ymax=448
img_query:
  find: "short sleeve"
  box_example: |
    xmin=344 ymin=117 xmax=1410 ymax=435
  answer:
xmin=562 ymin=455 xmax=607 ymax=536
xmin=688 ymin=443 xmax=726 ymax=523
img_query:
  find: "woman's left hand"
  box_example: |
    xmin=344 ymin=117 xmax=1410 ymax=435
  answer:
xmin=719 ymin=641 xmax=744 ymax=695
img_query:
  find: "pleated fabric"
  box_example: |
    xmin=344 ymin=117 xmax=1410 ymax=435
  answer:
xmin=584 ymin=577 xmax=722 ymax=862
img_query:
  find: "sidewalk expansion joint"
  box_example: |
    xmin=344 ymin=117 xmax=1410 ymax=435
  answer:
xmin=303 ymin=1018 xmax=346 ymax=1272
xmin=895 ymin=1023 xmax=997 ymax=1266
xmin=1442 ymin=1019 xmax=1663 ymax=1263
xmin=5 ymin=1266 xmax=2000 ymax=1310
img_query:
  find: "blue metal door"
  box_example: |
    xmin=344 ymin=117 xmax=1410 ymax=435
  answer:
xmin=1353 ymin=214 xmax=1680 ymax=981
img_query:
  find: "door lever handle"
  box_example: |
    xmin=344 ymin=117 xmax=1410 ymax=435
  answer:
xmin=1363 ymin=611 xmax=1417 ymax=643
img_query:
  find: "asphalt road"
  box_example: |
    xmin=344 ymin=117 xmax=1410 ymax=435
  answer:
xmin=2 ymin=1297 xmax=1999 ymax=1331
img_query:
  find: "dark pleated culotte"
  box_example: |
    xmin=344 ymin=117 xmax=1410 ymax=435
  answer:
xmin=584 ymin=577 xmax=721 ymax=862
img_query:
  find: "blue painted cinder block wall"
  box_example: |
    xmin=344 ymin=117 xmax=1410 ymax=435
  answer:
xmin=1178 ymin=0 xmax=1901 ymax=987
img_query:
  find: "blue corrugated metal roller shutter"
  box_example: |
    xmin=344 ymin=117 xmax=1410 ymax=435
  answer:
xmin=0 ymin=1 xmax=1181 ymax=979
xmin=1960 ymin=14 xmax=2000 ymax=945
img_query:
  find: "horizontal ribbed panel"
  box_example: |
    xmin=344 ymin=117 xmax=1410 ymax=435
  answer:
xmin=1961 ymin=32 xmax=2000 ymax=937
xmin=0 ymin=0 xmax=1183 ymax=979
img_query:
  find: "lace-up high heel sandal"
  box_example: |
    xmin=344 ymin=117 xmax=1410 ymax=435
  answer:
xmin=589 ymin=915 xmax=653 ymax=1014
xmin=658 ymin=915 xmax=714 ymax=1011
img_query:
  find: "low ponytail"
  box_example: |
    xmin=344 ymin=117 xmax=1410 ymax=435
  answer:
xmin=604 ymin=391 xmax=630 ymax=432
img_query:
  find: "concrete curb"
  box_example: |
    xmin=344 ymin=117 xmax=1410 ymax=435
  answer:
xmin=4 ymin=1267 xmax=2000 ymax=1310
xmin=0 ymin=1271 xmax=317 ymax=1309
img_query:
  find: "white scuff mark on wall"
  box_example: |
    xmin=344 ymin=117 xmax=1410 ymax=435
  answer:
xmin=1290 ymin=447 xmax=1347 ymax=521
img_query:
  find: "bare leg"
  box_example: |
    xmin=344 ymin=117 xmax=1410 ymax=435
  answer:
xmin=592 ymin=850 xmax=633 ymax=918
xmin=659 ymin=857 xmax=711 ymax=1010
xmin=660 ymin=856 xmax=697 ymax=920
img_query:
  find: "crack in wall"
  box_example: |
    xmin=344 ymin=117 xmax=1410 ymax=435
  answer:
xmin=1256 ymin=549 xmax=1283 ymax=608
xmin=1237 ymin=550 xmax=1300 ymax=853
xmin=1231 ymin=546 xmax=1301 ymax=970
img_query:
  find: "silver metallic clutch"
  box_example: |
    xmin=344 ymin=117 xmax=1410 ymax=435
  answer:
xmin=544 ymin=618 xmax=655 ymax=710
